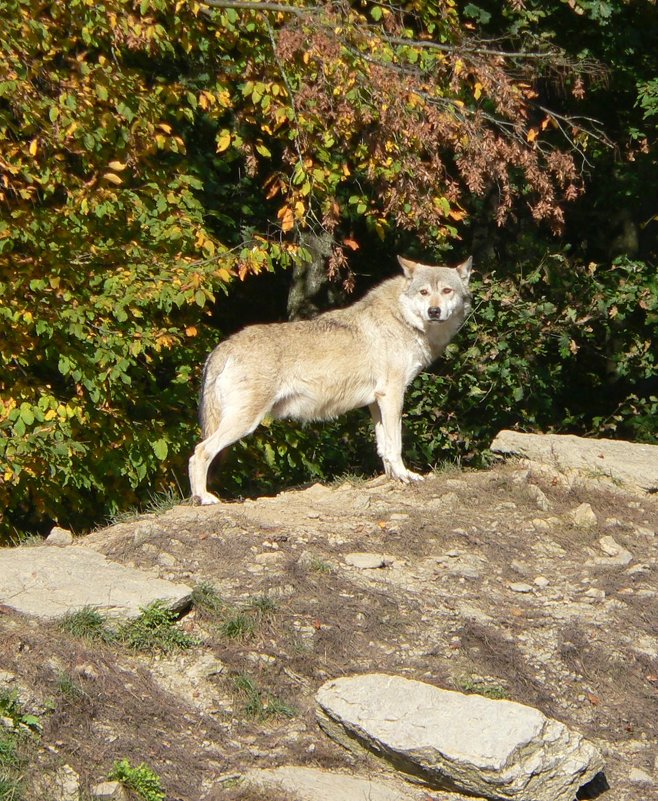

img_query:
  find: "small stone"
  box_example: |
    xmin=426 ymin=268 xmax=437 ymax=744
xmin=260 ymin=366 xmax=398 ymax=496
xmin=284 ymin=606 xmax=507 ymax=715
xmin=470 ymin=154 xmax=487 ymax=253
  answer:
xmin=92 ymin=781 xmax=130 ymax=800
xmin=33 ymin=764 xmax=80 ymax=801
xmin=635 ymin=525 xmax=655 ymax=538
xmin=157 ymin=552 xmax=177 ymax=568
xmin=628 ymin=768 xmax=653 ymax=785
xmin=306 ymin=511 xmax=320 ymax=519
xmin=509 ymin=582 xmax=533 ymax=594
xmin=571 ymin=503 xmax=597 ymax=528
xmin=532 ymin=518 xmax=551 ymax=531
xmin=527 ymin=484 xmax=550 ymax=511
xmin=534 ymin=576 xmax=550 ymax=588
xmin=344 ymin=553 xmax=387 ymax=570
xmin=583 ymin=588 xmax=606 ymax=600
xmin=390 ymin=513 xmax=409 ymax=521
xmin=598 ymin=536 xmax=633 ymax=566
xmin=46 ymin=527 xmax=73 ymax=547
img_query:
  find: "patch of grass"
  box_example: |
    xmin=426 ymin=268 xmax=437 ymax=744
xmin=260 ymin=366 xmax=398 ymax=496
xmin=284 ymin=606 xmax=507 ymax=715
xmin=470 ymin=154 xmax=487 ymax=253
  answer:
xmin=308 ymin=557 xmax=332 ymax=574
xmin=248 ymin=594 xmax=277 ymax=619
xmin=105 ymin=484 xmax=185 ymax=526
xmin=108 ymin=758 xmax=165 ymax=801
xmin=217 ymin=595 xmax=278 ymax=640
xmin=191 ymin=581 xmax=225 ymax=615
xmin=221 ymin=612 xmax=255 ymax=641
xmin=456 ymin=675 xmax=508 ymax=700
xmin=117 ymin=601 xmax=199 ymax=654
xmin=144 ymin=485 xmax=185 ymax=515
xmin=55 ymin=672 xmax=89 ymax=704
xmin=231 ymin=674 xmax=296 ymax=721
xmin=330 ymin=472 xmax=369 ymax=487
xmin=57 ymin=607 xmax=114 ymax=643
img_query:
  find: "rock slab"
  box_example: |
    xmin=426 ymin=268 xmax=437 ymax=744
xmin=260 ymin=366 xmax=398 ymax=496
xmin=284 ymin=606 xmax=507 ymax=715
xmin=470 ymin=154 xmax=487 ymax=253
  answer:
xmin=490 ymin=430 xmax=658 ymax=492
xmin=316 ymin=674 xmax=604 ymax=801
xmin=243 ymin=766 xmax=460 ymax=801
xmin=0 ymin=546 xmax=192 ymax=620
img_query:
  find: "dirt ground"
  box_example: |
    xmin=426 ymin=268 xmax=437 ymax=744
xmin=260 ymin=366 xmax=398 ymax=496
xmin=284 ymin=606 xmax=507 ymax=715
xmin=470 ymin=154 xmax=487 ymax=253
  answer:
xmin=1 ymin=458 xmax=656 ymax=800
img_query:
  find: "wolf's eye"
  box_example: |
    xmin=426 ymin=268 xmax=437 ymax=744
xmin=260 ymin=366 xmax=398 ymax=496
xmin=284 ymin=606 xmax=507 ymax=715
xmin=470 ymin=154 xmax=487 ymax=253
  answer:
xmin=419 ymin=288 xmax=430 ymax=296
xmin=442 ymin=287 xmax=454 ymax=295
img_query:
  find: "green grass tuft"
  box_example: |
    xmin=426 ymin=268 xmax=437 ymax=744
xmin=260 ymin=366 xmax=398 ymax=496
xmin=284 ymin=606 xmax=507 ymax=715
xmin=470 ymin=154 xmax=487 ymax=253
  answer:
xmin=117 ymin=601 xmax=199 ymax=654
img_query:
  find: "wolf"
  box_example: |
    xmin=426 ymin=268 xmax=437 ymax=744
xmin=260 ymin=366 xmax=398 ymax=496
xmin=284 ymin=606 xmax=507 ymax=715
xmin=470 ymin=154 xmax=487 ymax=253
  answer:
xmin=189 ymin=255 xmax=472 ymax=504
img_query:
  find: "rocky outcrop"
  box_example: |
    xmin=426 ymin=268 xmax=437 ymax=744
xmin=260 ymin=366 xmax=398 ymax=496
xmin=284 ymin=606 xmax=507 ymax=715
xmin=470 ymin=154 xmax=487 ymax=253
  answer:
xmin=0 ymin=545 xmax=192 ymax=620
xmin=490 ymin=430 xmax=658 ymax=492
xmin=316 ymin=674 xmax=604 ymax=801
xmin=243 ymin=766 xmax=458 ymax=801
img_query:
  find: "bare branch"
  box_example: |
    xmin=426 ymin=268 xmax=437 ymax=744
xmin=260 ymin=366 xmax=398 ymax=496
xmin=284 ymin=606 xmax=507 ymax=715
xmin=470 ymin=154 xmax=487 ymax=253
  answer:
xmin=201 ymin=0 xmax=308 ymax=15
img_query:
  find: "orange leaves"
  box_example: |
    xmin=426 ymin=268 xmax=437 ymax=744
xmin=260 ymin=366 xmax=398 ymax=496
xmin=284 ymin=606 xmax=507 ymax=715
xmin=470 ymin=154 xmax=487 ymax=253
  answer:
xmin=277 ymin=205 xmax=295 ymax=233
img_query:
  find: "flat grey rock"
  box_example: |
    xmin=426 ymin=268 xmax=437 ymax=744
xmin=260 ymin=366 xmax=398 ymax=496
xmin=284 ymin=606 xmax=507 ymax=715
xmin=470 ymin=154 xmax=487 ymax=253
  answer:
xmin=316 ymin=674 xmax=604 ymax=801
xmin=490 ymin=430 xmax=658 ymax=492
xmin=243 ymin=766 xmax=468 ymax=801
xmin=0 ymin=546 xmax=192 ymax=620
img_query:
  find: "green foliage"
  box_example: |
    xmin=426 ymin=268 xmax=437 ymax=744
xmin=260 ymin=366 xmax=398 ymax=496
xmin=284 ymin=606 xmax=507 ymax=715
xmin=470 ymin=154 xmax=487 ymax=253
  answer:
xmin=108 ymin=758 xmax=165 ymax=801
xmin=0 ymin=691 xmax=41 ymax=801
xmin=116 ymin=601 xmax=199 ymax=654
xmin=456 ymin=675 xmax=508 ymax=700
xmin=0 ymin=692 xmax=41 ymax=736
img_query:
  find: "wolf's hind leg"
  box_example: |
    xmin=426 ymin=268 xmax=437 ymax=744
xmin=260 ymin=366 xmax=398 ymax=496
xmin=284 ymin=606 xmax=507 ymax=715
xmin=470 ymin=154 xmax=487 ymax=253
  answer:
xmin=188 ymin=401 xmax=267 ymax=505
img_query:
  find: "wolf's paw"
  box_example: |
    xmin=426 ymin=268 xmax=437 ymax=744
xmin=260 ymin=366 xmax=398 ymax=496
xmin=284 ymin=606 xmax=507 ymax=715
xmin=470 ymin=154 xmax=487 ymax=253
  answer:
xmin=390 ymin=468 xmax=424 ymax=484
xmin=192 ymin=492 xmax=221 ymax=506
xmin=402 ymin=469 xmax=424 ymax=484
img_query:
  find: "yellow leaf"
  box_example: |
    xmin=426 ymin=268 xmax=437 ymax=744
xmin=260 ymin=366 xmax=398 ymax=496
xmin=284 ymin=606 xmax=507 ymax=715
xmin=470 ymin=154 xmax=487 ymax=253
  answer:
xmin=29 ymin=138 xmax=38 ymax=156
xmin=527 ymin=128 xmax=539 ymax=142
xmin=216 ymin=129 xmax=232 ymax=153
xmin=473 ymin=82 xmax=483 ymax=100
xmin=277 ymin=206 xmax=295 ymax=232
xmin=102 ymin=173 xmax=123 ymax=185
xmin=158 ymin=123 xmax=172 ymax=133
xmin=216 ymin=267 xmax=233 ymax=283
xmin=294 ymin=200 xmax=305 ymax=219
xmin=108 ymin=160 xmax=128 ymax=171
xmin=185 ymin=326 xmax=198 ymax=337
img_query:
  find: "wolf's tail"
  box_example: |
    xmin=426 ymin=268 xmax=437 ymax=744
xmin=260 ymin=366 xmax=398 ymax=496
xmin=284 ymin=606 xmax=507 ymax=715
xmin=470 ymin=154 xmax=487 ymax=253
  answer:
xmin=198 ymin=347 xmax=226 ymax=439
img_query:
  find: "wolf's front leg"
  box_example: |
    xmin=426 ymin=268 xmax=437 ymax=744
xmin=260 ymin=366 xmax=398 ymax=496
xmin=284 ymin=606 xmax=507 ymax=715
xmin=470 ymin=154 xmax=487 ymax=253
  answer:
xmin=373 ymin=389 xmax=424 ymax=484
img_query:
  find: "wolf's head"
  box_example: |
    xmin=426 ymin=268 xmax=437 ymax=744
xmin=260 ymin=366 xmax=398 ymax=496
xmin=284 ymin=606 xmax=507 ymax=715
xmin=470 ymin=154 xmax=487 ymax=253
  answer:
xmin=397 ymin=255 xmax=472 ymax=331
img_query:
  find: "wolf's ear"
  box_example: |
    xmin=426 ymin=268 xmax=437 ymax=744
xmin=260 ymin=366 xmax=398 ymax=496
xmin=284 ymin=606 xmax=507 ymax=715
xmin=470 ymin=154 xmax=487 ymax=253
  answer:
xmin=455 ymin=256 xmax=473 ymax=286
xmin=397 ymin=256 xmax=418 ymax=278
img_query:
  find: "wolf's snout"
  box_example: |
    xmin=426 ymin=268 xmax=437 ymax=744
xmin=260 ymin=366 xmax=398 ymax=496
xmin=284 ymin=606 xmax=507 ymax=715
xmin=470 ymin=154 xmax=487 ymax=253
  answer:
xmin=428 ymin=306 xmax=442 ymax=320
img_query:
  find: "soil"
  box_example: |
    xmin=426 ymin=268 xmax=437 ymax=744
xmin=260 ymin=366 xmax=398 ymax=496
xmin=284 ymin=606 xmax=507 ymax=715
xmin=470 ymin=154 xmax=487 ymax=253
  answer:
xmin=1 ymin=459 xmax=656 ymax=801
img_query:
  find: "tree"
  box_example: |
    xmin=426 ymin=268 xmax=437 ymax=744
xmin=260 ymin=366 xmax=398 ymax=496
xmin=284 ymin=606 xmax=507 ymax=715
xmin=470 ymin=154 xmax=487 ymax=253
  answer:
xmin=1 ymin=0 xmax=652 ymax=540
